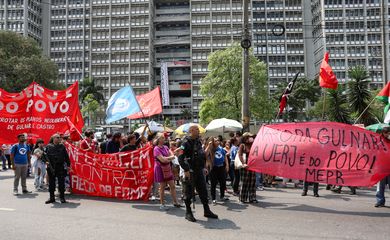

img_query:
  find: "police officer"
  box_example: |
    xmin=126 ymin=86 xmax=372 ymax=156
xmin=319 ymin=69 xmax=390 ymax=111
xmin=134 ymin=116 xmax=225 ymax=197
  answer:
xmin=44 ymin=134 xmax=70 ymax=204
xmin=179 ymin=125 xmax=218 ymax=222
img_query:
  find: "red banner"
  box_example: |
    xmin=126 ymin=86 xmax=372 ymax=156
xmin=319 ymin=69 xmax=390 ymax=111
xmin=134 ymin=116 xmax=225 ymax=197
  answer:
xmin=248 ymin=122 xmax=390 ymax=187
xmin=0 ymin=82 xmax=83 ymax=144
xmin=127 ymin=87 xmax=162 ymax=120
xmin=66 ymin=143 xmax=154 ymax=200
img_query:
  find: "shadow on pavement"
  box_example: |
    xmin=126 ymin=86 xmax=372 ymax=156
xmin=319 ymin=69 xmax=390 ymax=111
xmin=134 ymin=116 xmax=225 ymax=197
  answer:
xmin=51 ymin=201 xmax=81 ymax=209
xmin=0 ymin=175 xmax=14 ymax=180
xmin=280 ymin=204 xmax=390 ymax=218
xmin=16 ymin=193 xmax=38 ymax=199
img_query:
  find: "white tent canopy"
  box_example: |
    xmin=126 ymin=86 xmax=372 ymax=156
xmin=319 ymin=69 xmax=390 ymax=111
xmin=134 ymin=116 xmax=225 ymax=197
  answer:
xmin=205 ymin=118 xmax=243 ymax=133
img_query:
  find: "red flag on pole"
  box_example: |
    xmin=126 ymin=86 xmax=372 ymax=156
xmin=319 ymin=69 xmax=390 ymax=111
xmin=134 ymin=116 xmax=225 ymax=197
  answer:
xmin=319 ymin=52 xmax=338 ymax=90
xmin=65 ymin=116 xmax=82 ymax=141
xmin=127 ymin=87 xmax=163 ymax=119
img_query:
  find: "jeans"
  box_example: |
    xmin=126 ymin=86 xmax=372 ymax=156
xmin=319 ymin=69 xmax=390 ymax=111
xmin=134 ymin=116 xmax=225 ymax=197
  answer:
xmin=14 ymin=164 xmax=28 ymax=191
xmin=33 ymin=160 xmax=46 ymax=188
xmin=228 ymin=162 xmax=235 ymax=184
xmin=255 ymin=173 xmax=263 ymax=188
xmin=1 ymin=155 xmax=7 ymax=169
xmin=376 ymin=175 xmax=390 ymax=205
xmin=210 ymin=166 xmax=227 ymax=200
xmin=233 ymin=169 xmax=240 ymax=193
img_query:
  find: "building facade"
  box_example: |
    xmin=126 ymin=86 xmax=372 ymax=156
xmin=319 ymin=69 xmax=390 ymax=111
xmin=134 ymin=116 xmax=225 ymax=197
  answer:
xmin=312 ymin=0 xmax=390 ymax=89
xmin=0 ymin=0 xmax=42 ymax=44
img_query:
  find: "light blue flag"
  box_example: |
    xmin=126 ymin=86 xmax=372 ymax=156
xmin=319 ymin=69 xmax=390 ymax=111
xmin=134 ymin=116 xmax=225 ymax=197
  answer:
xmin=106 ymin=86 xmax=141 ymax=124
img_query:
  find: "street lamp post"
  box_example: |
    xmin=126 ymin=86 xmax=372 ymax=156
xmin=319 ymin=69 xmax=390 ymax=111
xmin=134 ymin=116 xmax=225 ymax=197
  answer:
xmin=241 ymin=0 xmax=251 ymax=132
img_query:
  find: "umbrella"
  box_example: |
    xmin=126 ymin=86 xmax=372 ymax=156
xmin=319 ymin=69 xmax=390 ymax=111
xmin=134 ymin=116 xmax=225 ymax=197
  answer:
xmin=205 ymin=118 xmax=243 ymax=133
xmin=134 ymin=121 xmax=173 ymax=134
xmin=365 ymin=123 xmax=390 ymax=133
xmin=175 ymin=123 xmax=206 ymax=135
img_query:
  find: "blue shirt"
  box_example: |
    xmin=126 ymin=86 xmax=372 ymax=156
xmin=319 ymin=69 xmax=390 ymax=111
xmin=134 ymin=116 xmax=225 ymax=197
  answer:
xmin=230 ymin=145 xmax=238 ymax=162
xmin=214 ymin=146 xmax=226 ymax=167
xmin=11 ymin=143 xmax=30 ymax=165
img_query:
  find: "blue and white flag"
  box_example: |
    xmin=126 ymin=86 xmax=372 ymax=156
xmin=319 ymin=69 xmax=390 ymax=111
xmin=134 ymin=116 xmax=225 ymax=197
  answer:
xmin=106 ymin=86 xmax=141 ymax=124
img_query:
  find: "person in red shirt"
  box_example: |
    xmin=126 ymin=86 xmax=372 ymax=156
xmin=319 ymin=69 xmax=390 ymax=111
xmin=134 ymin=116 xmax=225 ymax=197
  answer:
xmin=80 ymin=130 xmax=98 ymax=153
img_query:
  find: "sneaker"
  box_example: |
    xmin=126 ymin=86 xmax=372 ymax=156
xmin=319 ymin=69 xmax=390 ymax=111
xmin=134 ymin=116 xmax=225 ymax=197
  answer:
xmin=60 ymin=198 xmax=67 ymax=204
xmin=257 ymin=186 xmax=264 ymax=191
xmin=22 ymin=190 xmax=32 ymax=194
xmin=159 ymin=204 xmax=169 ymax=211
xmin=301 ymin=191 xmax=307 ymax=196
xmin=314 ymin=193 xmax=320 ymax=197
xmin=13 ymin=190 xmax=18 ymax=196
xmin=150 ymin=196 xmax=156 ymax=201
xmin=220 ymin=197 xmax=230 ymax=201
xmin=212 ymin=200 xmax=217 ymax=205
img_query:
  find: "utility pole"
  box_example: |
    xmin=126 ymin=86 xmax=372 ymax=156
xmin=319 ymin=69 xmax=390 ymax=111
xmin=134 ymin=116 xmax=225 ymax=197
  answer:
xmin=241 ymin=0 xmax=251 ymax=132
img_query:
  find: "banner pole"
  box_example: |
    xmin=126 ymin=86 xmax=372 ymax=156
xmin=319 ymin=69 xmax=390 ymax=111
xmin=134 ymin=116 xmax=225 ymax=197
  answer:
xmin=65 ymin=116 xmax=90 ymax=148
xmin=353 ymin=97 xmax=377 ymax=124
xmin=322 ymin=89 xmax=327 ymax=121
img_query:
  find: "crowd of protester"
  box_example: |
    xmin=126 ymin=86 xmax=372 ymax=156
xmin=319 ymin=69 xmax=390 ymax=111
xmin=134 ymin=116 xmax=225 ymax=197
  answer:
xmin=1 ymin=126 xmax=390 ymax=220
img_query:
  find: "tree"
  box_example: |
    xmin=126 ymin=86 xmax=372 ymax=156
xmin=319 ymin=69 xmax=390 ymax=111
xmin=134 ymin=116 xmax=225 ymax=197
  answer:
xmin=347 ymin=66 xmax=376 ymax=125
xmin=0 ymin=31 xmax=63 ymax=92
xmin=273 ymin=77 xmax=321 ymax=121
xmin=199 ymin=42 xmax=273 ymax=124
xmin=180 ymin=108 xmax=192 ymax=121
xmin=79 ymin=77 xmax=104 ymax=103
xmin=81 ymin=94 xmax=100 ymax=127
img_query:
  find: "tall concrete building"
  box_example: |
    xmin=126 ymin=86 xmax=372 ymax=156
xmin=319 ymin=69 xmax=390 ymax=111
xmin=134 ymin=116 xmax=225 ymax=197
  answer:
xmin=0 ymin=0 xmax=42 ymax=44
xmin=252 ymin=0 xmax=317 ymax=93
xmin=312 ymin=0 xmax=390 ymax=88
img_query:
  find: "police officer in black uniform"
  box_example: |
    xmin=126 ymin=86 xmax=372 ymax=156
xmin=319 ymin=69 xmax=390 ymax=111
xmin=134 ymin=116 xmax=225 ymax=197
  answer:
xmin=44 ymin=134 xmax=70 ymax=204
xmin=179 ymin=125 xmax=218 ymax=222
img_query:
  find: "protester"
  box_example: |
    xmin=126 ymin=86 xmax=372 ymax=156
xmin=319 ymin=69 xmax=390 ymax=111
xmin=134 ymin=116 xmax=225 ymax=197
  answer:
xmin=100 ymin=133 xmax=112 ymax=154
xmin=1 ymin=146 xmax=7 ymax=171
xmin=230 ymin=137 xmax=240 ymax=196
xmin=208 ymin=137 xmax=229 ymax=205
xmin=3 ymin=144 xmax=12 ymax=169
xmin=224 ymin=139 xmax=235 ymax=186
xmin=32 ymin=139 xmax=46 ymax=190
xmin=170 ymin=141 xmax=181 ymax=186
xmin=179 ymin=125 xmax=218 ymax=222
xmin=238 ymin=132 xmax=257 ymax=203
xmin=153 ymin=133 xmax=181 ymax=210
xmin=302 ymin=182 xmax=320 ymax=197
xmin=45 ymin=134 xmax=70 ymax=204
xmin=80 ymin=130 xmax=99 ymax=153
xmin=106 ymin=132 xmax=122 ymax=154
xmin=375 ymin=127 xmax=390 ymax=207
xmin=10 ymin=133 xmax=32 ymax=195
xmin=120 ymin=132 xmax=144 ymax=152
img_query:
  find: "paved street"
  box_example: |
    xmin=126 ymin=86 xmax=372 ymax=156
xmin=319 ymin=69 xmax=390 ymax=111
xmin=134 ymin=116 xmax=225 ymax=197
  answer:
xmin=1 ymin=170 xmax=389 ymax=240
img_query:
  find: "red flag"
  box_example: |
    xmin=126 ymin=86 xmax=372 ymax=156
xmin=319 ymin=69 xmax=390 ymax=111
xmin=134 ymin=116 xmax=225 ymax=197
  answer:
xmin=65 ymin=116 xmax=82 ymax=141
xmin=319 ymin=52 xmax=338 ymax=89
xmin=127 ymin=87 xmax=163 ymax=119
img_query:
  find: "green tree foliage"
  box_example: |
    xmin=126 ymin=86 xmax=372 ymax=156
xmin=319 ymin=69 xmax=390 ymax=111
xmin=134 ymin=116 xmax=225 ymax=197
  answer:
xmin=0 ymin=31 xmax=62 ymax=92
xmin=346 ymin=66 xmax=376 ymax=125
xmin=81 ymin=94 xmax=100 ymax=127
xmin=79 ymin=77 xmax=104 ymax=103
xmin=273 ymin=77 xmax=321 ymax=121
xmin=199 ymin=43 xmax=273 ymax=124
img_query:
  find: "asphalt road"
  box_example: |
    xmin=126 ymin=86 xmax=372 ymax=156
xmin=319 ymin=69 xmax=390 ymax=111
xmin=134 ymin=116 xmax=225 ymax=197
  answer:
xmin=0 ymin=170 xmax=389 ymax=240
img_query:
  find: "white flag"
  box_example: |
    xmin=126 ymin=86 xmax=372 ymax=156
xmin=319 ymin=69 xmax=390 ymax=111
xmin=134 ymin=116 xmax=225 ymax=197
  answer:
xmin=160 ymin=62 xmax=170 ymax=106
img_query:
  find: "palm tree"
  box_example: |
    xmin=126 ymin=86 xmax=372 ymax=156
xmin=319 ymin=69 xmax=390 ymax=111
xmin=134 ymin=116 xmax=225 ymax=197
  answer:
xmin=180 ymin=108 xmax=193 ymax=121
xmin=346 ymin=66 xmax=376 ymax=125
xmin=79 ymin=77 xmax=104 ymax=103
xmin=326 ymin=86 xmax=351 ymax=123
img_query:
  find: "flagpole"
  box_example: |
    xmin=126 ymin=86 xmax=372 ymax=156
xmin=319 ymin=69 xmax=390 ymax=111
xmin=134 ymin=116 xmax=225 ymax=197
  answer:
xmin=353 ymin=97 xmax=377 ymax=124
xmin=322 ymin=89 xmax=327 ymax=121
xmin=65 ymin=116 xmax=90 ymax=148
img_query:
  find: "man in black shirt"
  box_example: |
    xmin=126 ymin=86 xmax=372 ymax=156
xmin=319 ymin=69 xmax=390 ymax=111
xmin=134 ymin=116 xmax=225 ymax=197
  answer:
xmin=44 ymin=134 xmax=70 ymax=204
xmin=100 ymin=133 xmax=112 ymax=154
xmin=179 ymin=125 xmax=218 ymax=222
xmin=106 ymin=132 xmax=122 ymax=154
